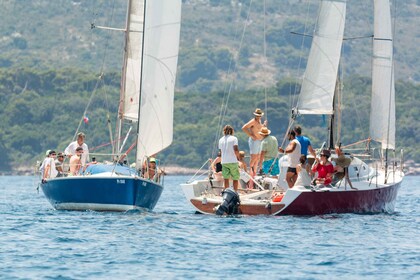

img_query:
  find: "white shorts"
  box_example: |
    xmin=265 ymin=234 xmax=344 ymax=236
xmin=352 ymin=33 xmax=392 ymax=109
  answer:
xmin=248 ymin=138 xmax=262 ymax=155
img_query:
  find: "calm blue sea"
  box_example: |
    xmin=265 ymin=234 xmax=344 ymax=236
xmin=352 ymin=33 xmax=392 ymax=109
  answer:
xmin=0 ymin=175 xmax=418 ymax=280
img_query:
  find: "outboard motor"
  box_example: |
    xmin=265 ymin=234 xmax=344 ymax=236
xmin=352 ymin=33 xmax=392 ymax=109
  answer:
xmin=215 ymin=188 xmax=240 ymax=215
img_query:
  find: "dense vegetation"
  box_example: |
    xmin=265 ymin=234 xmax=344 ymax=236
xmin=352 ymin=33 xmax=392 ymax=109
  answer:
xmin=0 ymin=1 xmax=418 ymax=172
xmin=0 ymin=68 xmax=418 ymax=172
xmin=0 ymin=1 xmax=419 ymax=93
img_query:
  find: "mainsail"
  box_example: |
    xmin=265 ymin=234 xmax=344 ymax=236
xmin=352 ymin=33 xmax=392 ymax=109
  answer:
xmin=297 ymin=0 xmax=346 ymax=115
xmin=370 ymin=0 xmax=395 ymax=150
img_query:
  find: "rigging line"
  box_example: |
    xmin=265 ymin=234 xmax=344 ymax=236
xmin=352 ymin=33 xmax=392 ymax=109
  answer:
xmin=263 ymin=0 xmax=268 ymax=122
xmin=211 ymin=2 xmax=246 ymax=157
xmin=220 ymin=0 xmax=253 ymax=117
xmin=74 ymin=0 xmax=119 ymax=143
xmin=211 ymin=0 xmax=254 ymax=159
xmin=89 ymin=136 xmax=125 ymax=152
xmin=292 ymin=0 xmax=314 ymax=114
xmin=74 ymin=73 xmax=104 ymax=140
xmin=279 ymin=117 xmax=296 ymax=149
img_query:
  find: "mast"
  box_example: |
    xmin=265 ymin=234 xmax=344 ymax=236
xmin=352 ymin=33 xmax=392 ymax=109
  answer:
xmin=135 ymin=0 xmax=148 ymax=169
xmin=328 ymin=94 xmax=335 ymax=150
xmin=329 ymin=76 xmax=342 ymax=150
xmin=115 ymin=0 xmax=134 ymax=156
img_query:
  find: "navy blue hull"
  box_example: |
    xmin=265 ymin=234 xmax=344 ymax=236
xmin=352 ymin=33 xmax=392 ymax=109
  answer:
xmin=41 ymin=176 xmax=163 ymax=211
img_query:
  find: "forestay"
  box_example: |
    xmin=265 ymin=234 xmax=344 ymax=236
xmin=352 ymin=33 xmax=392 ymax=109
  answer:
xmin=297 ymin=0 xmax=346 ymax=115
xmin=370 ymin=0 xmax=395 ymax=149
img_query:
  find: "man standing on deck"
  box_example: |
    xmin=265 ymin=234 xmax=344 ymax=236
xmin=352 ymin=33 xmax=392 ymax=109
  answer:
xmin=242 ymin=108 xmax=267 ymax=177
xmin=218 ymin=125 xmax=240 ymax=191
xmin=279 ymin=130 xmax=302 ymax=188
xmin=257 ymin=127 xmax=279 ymax=177
xmin=294 ymin=126 xmax=316 ymax=159
xmin=65 ymin=132 xmax=90 ymax=168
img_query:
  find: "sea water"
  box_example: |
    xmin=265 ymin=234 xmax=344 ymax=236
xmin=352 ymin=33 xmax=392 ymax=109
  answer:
xmin=0 ymin=175 xmax=418 ymax=279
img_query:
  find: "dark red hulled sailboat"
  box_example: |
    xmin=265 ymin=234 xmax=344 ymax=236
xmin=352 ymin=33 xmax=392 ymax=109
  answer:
xmin=181 ymin=0 xmax=404 ymax=216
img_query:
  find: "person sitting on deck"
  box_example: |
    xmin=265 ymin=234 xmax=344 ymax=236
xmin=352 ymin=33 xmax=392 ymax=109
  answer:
xmin=55 ymin=152 xmax=69 ymax=177
xmin=238 ymin=150 xmax=252 ymax=189
xmin=312 ymin=149 xmax=334 ymax=187
xmin=143 ymin=157 xmax=164 ymax=183
xmin=294 ymin=155 xmax=312 ymax=188
xmin=69 ymin=147 xmax=83 ymax=176
xmin=210 ymin=151 xmax=223 ymax=181
xmin=41 ymin=150 xmax=58 ymax=183
xmin=39 ymin=149 xmax=51 ymax=176
xmin=332 ymin=145 xmax=357 ymax=189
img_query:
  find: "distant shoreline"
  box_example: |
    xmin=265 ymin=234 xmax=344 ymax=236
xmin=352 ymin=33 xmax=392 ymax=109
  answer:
xmin=0 ymin=165 xmax=200 ymax=176
xmin=1 ymin=162 xmax=419 ymax=176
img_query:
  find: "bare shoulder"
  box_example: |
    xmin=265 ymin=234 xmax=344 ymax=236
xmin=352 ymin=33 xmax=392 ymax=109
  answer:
xmin=242 ymin=118 xmax=256 ymax=128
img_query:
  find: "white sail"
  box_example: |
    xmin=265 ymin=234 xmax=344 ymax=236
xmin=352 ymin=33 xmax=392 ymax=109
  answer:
xmin=370 ymin=0 xmax=395 ymax=150
xmin=122 ymin=0 xmax=145 ymax=122
xmin=297 ymin=0 xmax=346 ymax=115
xmin=136 ymin=0 xmax=182 ymax=164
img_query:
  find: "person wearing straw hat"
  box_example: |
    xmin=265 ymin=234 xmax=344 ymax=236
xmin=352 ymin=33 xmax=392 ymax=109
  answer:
xmin=242 ymin=108 xmax=267 ymax=177
xmin=279 ymin=130 xmax=301 ymax=188
xmin=332 ymin=145 xmax=356 ymax=189
xmin=257 ymin=127 xmax=279 ymax=177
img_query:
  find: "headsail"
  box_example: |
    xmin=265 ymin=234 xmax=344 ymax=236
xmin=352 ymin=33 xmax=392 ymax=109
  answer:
xmin=135 ymin=0 xmax=182 ymax=165
xmin=370 ymin=0 xmax=395 ymax=150
xmin=297 ymin=0 xmax=346 ymax=115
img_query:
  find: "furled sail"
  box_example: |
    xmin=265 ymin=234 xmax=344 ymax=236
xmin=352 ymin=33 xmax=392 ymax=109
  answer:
xmin=136 ymin=0 xmax=182 ymax=164
xmin=297 ymin=0 xmax=346 ymax=115
xmin=370 ymin=0 xmax=395 ymax=150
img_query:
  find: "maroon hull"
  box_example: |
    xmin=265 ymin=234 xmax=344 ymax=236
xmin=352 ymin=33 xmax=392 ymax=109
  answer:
xmin=279 ymin=183 xmax=401 ymax=216
xmin=187 ymin=181 xmax=401 ymax=216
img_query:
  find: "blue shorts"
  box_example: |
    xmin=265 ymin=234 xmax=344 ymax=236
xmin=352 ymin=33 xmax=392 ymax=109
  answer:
xmin=248 ymin=138 xmax=262 ymax=154
xmin=262 ymin=158 xmax=279 ymax=176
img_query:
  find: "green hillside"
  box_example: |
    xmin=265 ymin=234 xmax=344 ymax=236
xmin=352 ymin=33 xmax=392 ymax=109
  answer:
xmin=0 ymin=0 xmax=419 ymax=92
xmin=0 ymin=0 xmax=419 ymax=172
xmin=0 ymin=68 xmax=418 ymax=172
